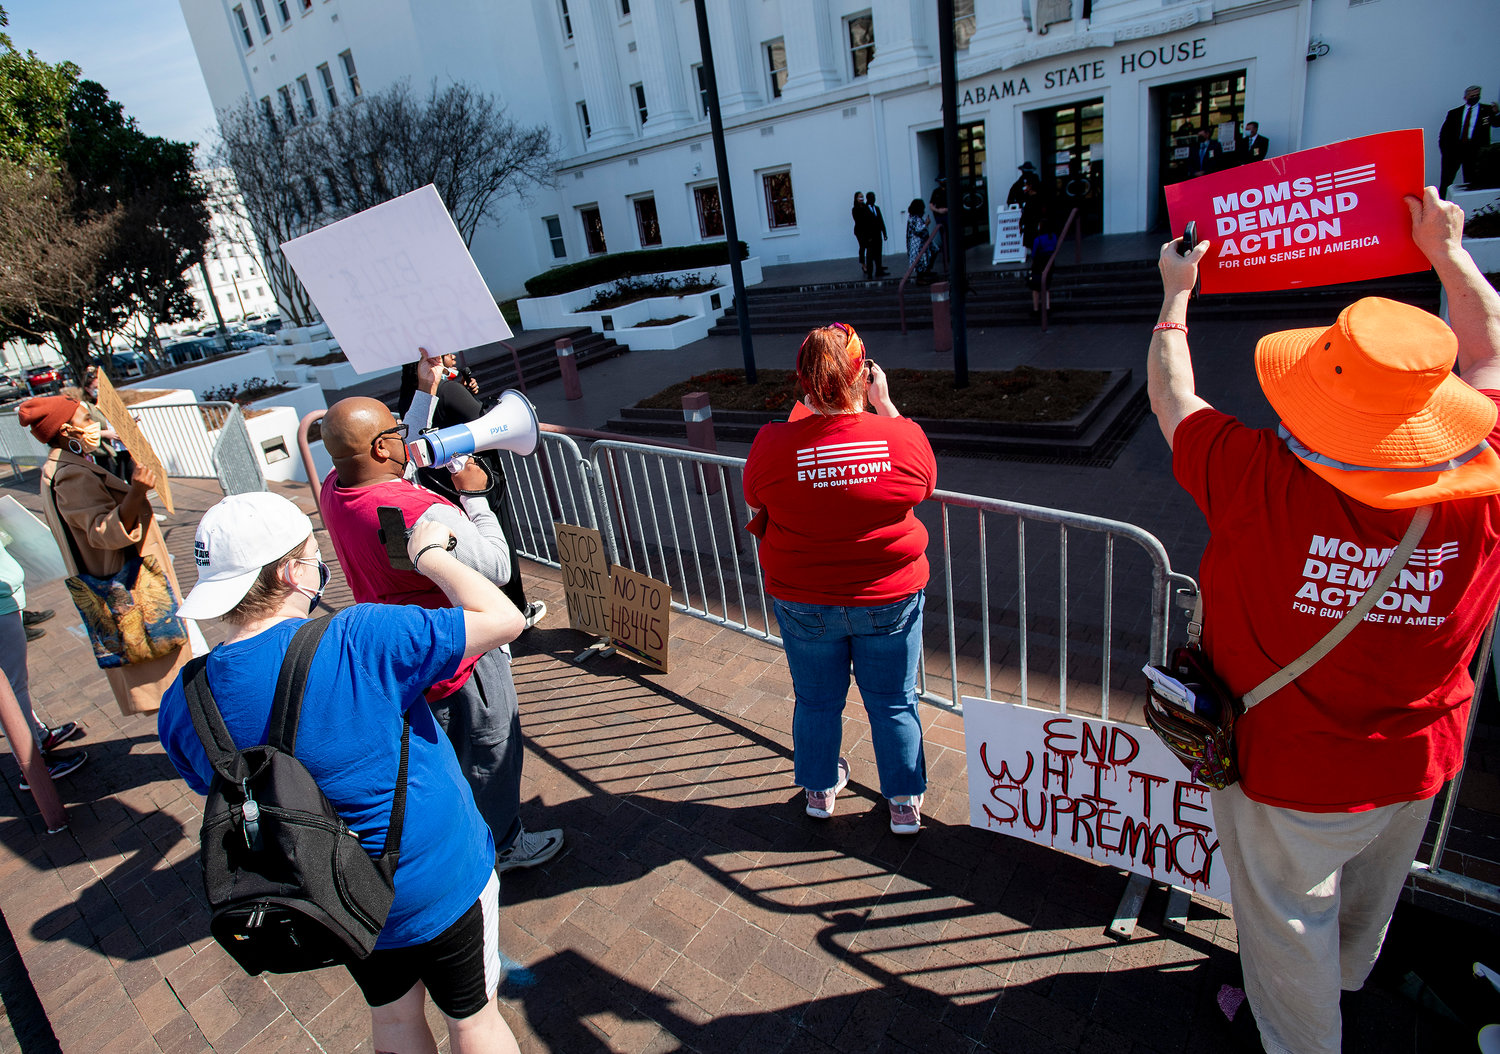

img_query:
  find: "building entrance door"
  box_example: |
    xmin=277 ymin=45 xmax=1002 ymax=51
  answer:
xmin=1155 ymin=70 xmax=1247 ymax=227
xmin=1039 ymin=99 xmax=1104 ymax=234
xmin=916 ymin=121 xmax=989 ymax=249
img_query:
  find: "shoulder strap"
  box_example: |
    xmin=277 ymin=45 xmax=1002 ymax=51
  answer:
xmin=182 ymin=654 xmax=245 ymax=782
xmin=266 ymin=615 xmax=335 ymax=754
xmin=46 ymin=474 xmax=91 ymax=574
xmin=377 ymin=719 xmax=410 ymax=875
xmin=1243 ymin=505 xmax=1433 ymax=707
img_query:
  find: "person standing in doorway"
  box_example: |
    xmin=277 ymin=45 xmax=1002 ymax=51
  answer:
xmin=1237 ymin=121 xmax=1270 ymax=164
xmin=1440 ymin=84 xmax=1496 ymax=198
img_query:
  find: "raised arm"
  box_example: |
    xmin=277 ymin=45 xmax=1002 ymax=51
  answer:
xmin=406 ymin=519 xmax=523 ymax=658
xmin=1407 ymin=188 xmax=1500 ymax=390
xmin=1147 ymin=239 xmax=1214 ymax=449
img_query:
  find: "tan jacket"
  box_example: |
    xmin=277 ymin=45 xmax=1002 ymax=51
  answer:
xmin=40 ymin=448 xmax=188 ymax=715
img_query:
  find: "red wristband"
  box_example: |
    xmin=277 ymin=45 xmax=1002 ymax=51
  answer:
xmin=1153 ymin=321 xmax=1188 ymax=335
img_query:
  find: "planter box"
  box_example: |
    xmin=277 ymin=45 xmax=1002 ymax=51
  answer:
xmin=1465 ymin=237 xmax=1500 ymax=275
xmin=517 ymin=258 xmax=761 ymax=331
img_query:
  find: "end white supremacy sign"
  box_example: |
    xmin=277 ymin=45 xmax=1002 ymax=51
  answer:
xmin=280 ymin=184 xmax=513 ymax=374
xmin=963 ymin=696 xmax=1230 ymax=903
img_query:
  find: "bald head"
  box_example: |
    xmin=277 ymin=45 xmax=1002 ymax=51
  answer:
xmin=324 ymin=397 xmax=406 ymax=486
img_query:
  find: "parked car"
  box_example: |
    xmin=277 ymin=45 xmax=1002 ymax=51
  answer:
xmin=0 ymin=373 xmax=24 ymax=401
xmin=109 ymin=350 xmax=152 ymax=378
xmin=226 ymin=331 xmax=273 ymax=350
xmin=252 ymin=317 xmax=284 ymax=335
xmin=24 ymin=364 xmax=62 ymax=393
xmin=161 ymin=337 xmax=222 ymax=366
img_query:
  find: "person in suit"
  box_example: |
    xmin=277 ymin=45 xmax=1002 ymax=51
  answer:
xmin=1238 ymin=121 xmax=1270 ymax=164
xmin=851 ymin=192 xmax=874 ymax=277
xmin=1439 ymin=85 xmax=1497 ymax=198
xmin=1192 ymin=126 xmax=1223 ymax=177
xmin=864 ymin=191 xmax=889 ymax=277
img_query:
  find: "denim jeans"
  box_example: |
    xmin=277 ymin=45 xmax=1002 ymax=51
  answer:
xmin=773 ymin=591 xmax=927 ymax=799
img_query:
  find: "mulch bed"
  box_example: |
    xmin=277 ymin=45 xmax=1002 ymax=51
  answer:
xmin=635 ymin=366 xmax=1108 ymax=422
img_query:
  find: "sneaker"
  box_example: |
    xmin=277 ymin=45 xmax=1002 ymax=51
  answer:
xmin=23 ymin=625 xmax=44 ymax=642
xmin=21 ymin=609 xmax=54 ymax=627
xmin=889 ymin=794 xmax=923 ymax=835
xmin=41 ymin=722 xmax=84 ymax=753
xmin=19 ymin=750 xmax=87 ymax=791
xmin=805 ymin=757 xmax=851 ymax=819
xmin=522 ymin=600 xmax=548 ymax=628
xmin=495 ymin=827 xmax=564 ymax=873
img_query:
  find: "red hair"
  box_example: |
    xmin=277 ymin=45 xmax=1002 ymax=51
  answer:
xmin=796 ymin=324 xmax=866 ymax=413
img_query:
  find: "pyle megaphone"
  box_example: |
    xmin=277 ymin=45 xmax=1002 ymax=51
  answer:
xmin=408 ymin=389 xmax=539 ymax=468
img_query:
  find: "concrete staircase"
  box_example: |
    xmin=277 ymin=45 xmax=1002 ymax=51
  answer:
xmin=707 ymin=259 xmax=1443 ymax=336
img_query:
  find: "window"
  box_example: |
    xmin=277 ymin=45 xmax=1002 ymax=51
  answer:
xmin=339 ymin=50 xmax=361 ymax=98
xmin=766 ymin=39 xmax=787 ymax=99
xmin=543 ymin=216 xmax=567 ymax=258
xmin=847 ymin=12 xmax=874 ymax=78
xmin=580 ymin=206 xmax=607 ymax=255
xmin=634 ymin=197 xmax=661 ymax=246
xmin=298 ymin=75 xmax=316 ymax=118
xmin=692 ymin=64 xmax=709 ymax=117
xmin=762 ymin=170 xmax=796 ymax=229
xmin=233 ymin=6 xmax=253 ymax=48
xmin=620 ymin=0 xmax=630 ymax=15
xmin=276 ymin=0 xmax=291 ymax=24
xmin=260 ymin=96 xmax=278 ymax=134
xmin=313 ymin=66 xmax=337 ymax=110
xmin=251 ymin=0 xmax=271 ymax=36
xmin=632 ymin=84 xmax=648 ymax=127
xmin=300 ymin=0 xmax=312 ymax=9
xmin=278 ymin=85 xmax=298 ymax=128
xmin=578 ymin=101 xmax=591 ymax=140
xmin=954 ymin=0 xmax=975 ymax=50
xmin=694 ymin=183 xmax=724 ymax=239
xmin=559 ymin=0 xmax=573 ymax=40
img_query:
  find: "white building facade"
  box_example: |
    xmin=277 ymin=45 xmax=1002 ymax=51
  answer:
xmin=186 ymin=168 xmax=282 ymax=327
xmin=178 ymin=0 xmax=1498 ymax=301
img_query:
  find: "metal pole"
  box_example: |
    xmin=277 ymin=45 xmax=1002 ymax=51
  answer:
xmin=692 ymin=0 xmax=757 ymax=384
xmin=936 ymin=0 xmax=968 ymax=388
xmin=197 ymin=260 xmax=229 ymax=352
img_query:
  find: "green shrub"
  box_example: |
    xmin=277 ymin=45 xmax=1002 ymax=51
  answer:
xmin=523 ymin=241 xmax=748 ymax=297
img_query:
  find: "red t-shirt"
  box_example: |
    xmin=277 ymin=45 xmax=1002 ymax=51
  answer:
xmin=319 ymin=471 xmax=479 ymax=701
xmin=1173 ymin=401 xmax=1500 ymax=812
xmin=743 ymin=413 xmax=936 ymax=606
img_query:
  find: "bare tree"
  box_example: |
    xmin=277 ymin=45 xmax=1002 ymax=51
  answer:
xmin=207 ymin=100 xmax=318 ymax=326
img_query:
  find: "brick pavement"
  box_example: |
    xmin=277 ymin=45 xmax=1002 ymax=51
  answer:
xmin=0 ymin=467 xmax=1475 ymax=1052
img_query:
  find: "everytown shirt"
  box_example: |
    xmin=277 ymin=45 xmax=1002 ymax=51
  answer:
xmin=743 ymin=412 xmax=936 ymax=606
xmin=1173 ymin=401 xmax=1500 ymax=812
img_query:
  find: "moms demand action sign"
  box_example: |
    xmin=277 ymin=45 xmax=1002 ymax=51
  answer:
xmin=1164 ymin=129 xmax=1428 ymax=295
xmin=963 ymin=697 xmax=1229 ymax=902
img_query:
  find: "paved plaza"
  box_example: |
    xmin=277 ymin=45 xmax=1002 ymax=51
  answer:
xmin=0 ymin=289 xmax=1490 ymax=1051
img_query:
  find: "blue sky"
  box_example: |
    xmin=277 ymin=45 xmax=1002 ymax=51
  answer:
xmin=5 ymin=0 xmax=218 ymax=149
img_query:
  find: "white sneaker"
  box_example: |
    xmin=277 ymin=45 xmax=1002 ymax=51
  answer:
xmin=523 ymin=601 xmax=547 ymax=628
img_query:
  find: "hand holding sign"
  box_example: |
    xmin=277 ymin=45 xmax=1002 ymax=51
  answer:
xmin=1164 ymin=129 xmax=1429 ymax=295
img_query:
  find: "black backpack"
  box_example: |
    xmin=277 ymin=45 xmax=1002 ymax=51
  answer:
xmin=182 ymin=616 xmax=410 ymax=975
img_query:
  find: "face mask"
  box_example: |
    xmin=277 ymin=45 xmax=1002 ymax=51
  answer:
xmin=289 ymin=557 xmax=330 ymax=614
xmin=73 ymin=422 xmax=102 ymax=453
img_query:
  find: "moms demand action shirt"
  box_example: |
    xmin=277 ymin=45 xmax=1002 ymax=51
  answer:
xmin=1174 ymin=402 xmax=1500 ymax=812
xmin=743 ymin=413 xmax=936 ymax=606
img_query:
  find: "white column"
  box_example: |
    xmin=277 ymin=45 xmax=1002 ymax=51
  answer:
xmin=634 ymin=0 xmax=694 ymax=132
xmin=705 ymin=0 xmax=761 ymax=116
xmin=967 ymin=0 xmax=1031 ymax=56
xmin=780 ymin=0 xmax=841 ymax=99
xmin=572 ymin=0 xmax=633 ymax=148
xmin=867 ymin=0 xmax=934 ymax=78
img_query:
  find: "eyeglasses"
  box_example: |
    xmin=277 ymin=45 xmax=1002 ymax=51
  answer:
xmin=371 ymin=421 xmax=408 ymax=454
xmin=290 ymin=556 xmax=330 ymax=593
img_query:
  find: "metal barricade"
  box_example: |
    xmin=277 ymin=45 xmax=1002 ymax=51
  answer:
xmin=130 ymin=402 xmax=235 ymax=479
xmin=0 ymin=410 xmax=48 ymax=472
xmin=492 ymin=430 xmax=605 ymax=568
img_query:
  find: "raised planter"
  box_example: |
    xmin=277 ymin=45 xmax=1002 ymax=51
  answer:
xmin=1465 ymin=237 xmax=1500 ymax=275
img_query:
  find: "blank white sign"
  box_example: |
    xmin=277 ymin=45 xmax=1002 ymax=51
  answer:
xmin=281 ymin=184 xmax=513 ymax=374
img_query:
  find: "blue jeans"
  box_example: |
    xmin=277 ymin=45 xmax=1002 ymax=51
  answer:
xmin=773 ymin=591 xmax=927 ymax=799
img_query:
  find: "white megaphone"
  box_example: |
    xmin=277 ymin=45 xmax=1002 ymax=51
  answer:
xmin=407 ymin=389 xmax=539 ymax=468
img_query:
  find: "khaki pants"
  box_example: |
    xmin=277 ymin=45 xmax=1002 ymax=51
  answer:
xmin=1211 ymin=783 xmax=1433 ymax=1054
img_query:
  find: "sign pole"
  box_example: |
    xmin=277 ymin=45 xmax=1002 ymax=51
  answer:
xmin=937 ymin=0 xmax=969 ymax=389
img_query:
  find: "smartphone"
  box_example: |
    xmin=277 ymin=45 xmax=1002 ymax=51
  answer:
xmin=1176 ymin=220 xmax=1201 ymax=298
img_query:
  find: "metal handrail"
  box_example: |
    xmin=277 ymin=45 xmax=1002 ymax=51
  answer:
xmin=1039 ymin=206 xmax=1084 ymax=333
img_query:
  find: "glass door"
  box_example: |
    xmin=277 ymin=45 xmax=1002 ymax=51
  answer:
xmin=1160 ymin=71 xmax=1246 ymax=190
xmin=1044 ymin=99 xmax=1104 ymax=234
xmin=957 ymin=121 xmax=989 ymax=248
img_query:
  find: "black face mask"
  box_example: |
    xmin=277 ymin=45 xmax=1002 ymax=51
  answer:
xmin=291 ymin=558 xmax=330 ymax=614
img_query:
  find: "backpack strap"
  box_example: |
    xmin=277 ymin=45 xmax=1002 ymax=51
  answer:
xmin=182 ymin=655 xmax=246 ymax=783
xmin=266 ymin=616 xmax=335 ymax=754
xmin=377 ymin=720 xmax=410 ymax=878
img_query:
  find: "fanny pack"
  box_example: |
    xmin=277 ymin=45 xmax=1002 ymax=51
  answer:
xmin=1144 ymin=505 xmax=1433 ymax=789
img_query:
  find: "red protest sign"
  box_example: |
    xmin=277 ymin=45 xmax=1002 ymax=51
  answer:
xmin=1164 ymin=129 xmax=1429 ymax=295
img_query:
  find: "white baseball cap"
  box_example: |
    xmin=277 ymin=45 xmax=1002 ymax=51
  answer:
xmin=177 ymin=492 xmax=314 ymax=621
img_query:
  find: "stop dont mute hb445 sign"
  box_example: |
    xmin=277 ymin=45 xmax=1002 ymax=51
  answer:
xmin=1164 ymin=128 xmax=1428 ymax=295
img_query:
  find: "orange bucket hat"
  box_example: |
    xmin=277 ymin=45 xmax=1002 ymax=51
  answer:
xmin=1255 ymin=297 xmax=1500 ymax=509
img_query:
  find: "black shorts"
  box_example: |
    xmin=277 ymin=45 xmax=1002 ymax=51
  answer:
xmin=347 ymin=872 xmax=499 ymax=1019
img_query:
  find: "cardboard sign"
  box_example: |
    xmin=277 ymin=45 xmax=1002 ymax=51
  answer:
xmin=94 ymin=375 xmax=174 ymax=513
xmin=963 ymin=697 xmax=1229 ymax=902
xmin=992 ymin=204 xmax=1026 ymax=265
xmin=280 ymin=184 xmax=513 ymax=374
xmin=555 ymin=522 xmax=610 ymax=637
xmin=1164 ymin=129 xmax=1429 ymax=295
xmin=608 ymin=565 xmax=670 ymax=672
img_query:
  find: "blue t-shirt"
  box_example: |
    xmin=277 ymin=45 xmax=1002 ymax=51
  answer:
xmin=157 ymin=605 xmax=494 ymax=949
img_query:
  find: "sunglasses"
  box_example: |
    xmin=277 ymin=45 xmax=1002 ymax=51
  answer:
xmin=371 ymin=421 xmax=409 ymax=454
